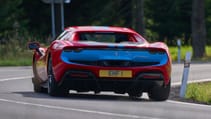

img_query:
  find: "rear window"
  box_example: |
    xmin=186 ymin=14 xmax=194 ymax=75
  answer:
xmin=77 ymin=32 xmax=136 ymax=43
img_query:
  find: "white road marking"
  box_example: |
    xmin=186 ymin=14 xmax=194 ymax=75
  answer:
xmin=169 ymin=78 xmax=211 ymax=107
xmin=172 ymin=78 xmax=211 ymax=86
xmin=0 ymin=76 xmax=31 ymax=82
xmin=0 ymin=98 xmax=159 ymax=119
xmin=1 ymin=76 xmax=211 ymax=110
xmin=167 ymin=100 xmax=211 ymax=108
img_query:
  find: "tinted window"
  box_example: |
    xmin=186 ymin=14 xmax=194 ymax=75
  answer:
xmin=78 ymin=32 xmax=132 ymax=43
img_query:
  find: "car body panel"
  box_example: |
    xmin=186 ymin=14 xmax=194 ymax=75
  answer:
xmin=30 ymin=26 xmax=172 ymax=99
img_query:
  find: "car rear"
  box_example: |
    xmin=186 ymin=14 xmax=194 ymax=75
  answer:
xmin=58 ymin=46 xmax=171 ymax=98
xmin=52 ymin=29 xmax=171 ymax=100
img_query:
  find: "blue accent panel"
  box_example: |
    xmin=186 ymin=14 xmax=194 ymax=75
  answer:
xmin=61 ymin=49 xmax=168 ymax=66
xmin=107 ymin=44 xmax=124 ymax=48
xmin=117 ymin=45 xmax=125 ymax=48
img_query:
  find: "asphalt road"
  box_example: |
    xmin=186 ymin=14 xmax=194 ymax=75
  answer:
xmin=0 ymin=63 xmax=211 ymax=119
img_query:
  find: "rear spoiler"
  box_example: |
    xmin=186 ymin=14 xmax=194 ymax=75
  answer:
xmin=63 ymin=45 xmax=167 ymax=53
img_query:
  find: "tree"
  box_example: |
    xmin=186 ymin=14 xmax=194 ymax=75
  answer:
xmin=133 ymin=0 xmax=145 ymax=36
xmin=144 ymin=0 xmax=192 ymax=44
xmin=205 ymin=0 xmax=211 ymax=45
xmin=21 ymin=0 xmax=50 ymax=36
xmin=0 ymin=0 xmax=26 ymax=34
xmin=191 ymin=0 xmax=206 ymax=58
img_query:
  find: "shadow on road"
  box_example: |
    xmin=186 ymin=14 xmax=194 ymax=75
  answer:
xmin=13 ymin=91 xmax=152 ymax=102
xmin=13 ymin=91 xmax=51 ymax=99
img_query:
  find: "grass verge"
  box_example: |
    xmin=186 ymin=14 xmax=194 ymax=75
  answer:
xmin=186 ymin=82 xmax=211 ymax=104
xmin=0 ymin=56 xmax=31 ymax=66
xmin=0 ymin=54 xmax=32 ymax=66
xmin=169 ymin=46 xmax=211 ymax=61
xmin=0 ymin=38 xmax=33 ymax=66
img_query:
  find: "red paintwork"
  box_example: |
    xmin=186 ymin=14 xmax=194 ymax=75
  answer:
xmin=32 ymin=26 xmax=171 ymax=86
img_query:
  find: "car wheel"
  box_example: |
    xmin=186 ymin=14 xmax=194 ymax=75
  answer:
xmin=32 ymin=75 xmax=41 ymax=92
xmin=32 ymin=56 xmax=46 ymax=93
xmin=148 ymin=81 xmax=171 ymax=101
xmin=33 ymin=83 xmax=42 ymax=92
xmin=33 ymin=84 xmax=46 ymax=93
xmin=47 ymin=57 xmax=68 ymax=96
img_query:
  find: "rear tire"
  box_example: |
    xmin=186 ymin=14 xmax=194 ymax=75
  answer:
xmin=32 ymin=77 xmax=46 ymax=93
xmin=32 ymin=56 xmax=46 ymax=93
xmin=148 ymin=81 xmax=171 ymax=101
xmin=47 ymin=57 xmax=68 ymax=97
xmin=33 ymin=84 xmax=42 ymax=92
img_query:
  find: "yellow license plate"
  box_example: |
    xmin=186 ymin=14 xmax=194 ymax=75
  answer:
xmin=99 ymin=70 xmax=132 ymax=78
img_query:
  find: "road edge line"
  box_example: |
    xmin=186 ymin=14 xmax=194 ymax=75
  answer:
xmin=169 ymin=78 xmax=211 ymax=107
xmin=0 ymin=76 xmax=31 ymax=82
xmin=172 ymin=78 xmax=211 ymax=86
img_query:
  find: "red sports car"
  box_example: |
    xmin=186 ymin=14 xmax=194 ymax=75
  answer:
xmin=28 ymin=26 xmax=171 ymax=101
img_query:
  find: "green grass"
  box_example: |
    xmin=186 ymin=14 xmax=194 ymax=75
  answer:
xmin=0 ymin=52 xmax=32 ymax=66
xmin=0 ymin=39 xmax=33 ymax=66
xmin=169 ymin=46 xmax=192 ymax=61
xmin=0 ymin=54 xmax=32 ymax=66
xmin=186 ymin=82 xmax=211 ymax=104
xmin=169 ymin=46 xmax=211 ymax=62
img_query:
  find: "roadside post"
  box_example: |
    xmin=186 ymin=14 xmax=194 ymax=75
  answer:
xmin=51 ymin=0 xmax=56 ymax=38
xmin=177 ymin=39 xmax=181 ymax=63
xmin=41 ymin=0 xmax=72 ymax=39
xmin=179 ymin=52 xmax=192 ymax=98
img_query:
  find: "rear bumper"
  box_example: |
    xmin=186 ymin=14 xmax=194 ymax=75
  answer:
xmin=59 ymin=70 xmax=164 ymax=93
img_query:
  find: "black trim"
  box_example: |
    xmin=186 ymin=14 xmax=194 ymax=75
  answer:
xmin=69 ymin=60 xmax=160 ymax=67
xmin=58 ymin=70 xmax=164 ymax=93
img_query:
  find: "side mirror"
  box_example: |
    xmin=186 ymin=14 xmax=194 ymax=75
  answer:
xmin=28 ymin=42 xmax=43 ymax=56
xmin=28 ymin=42 xmax=40 ymax=50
